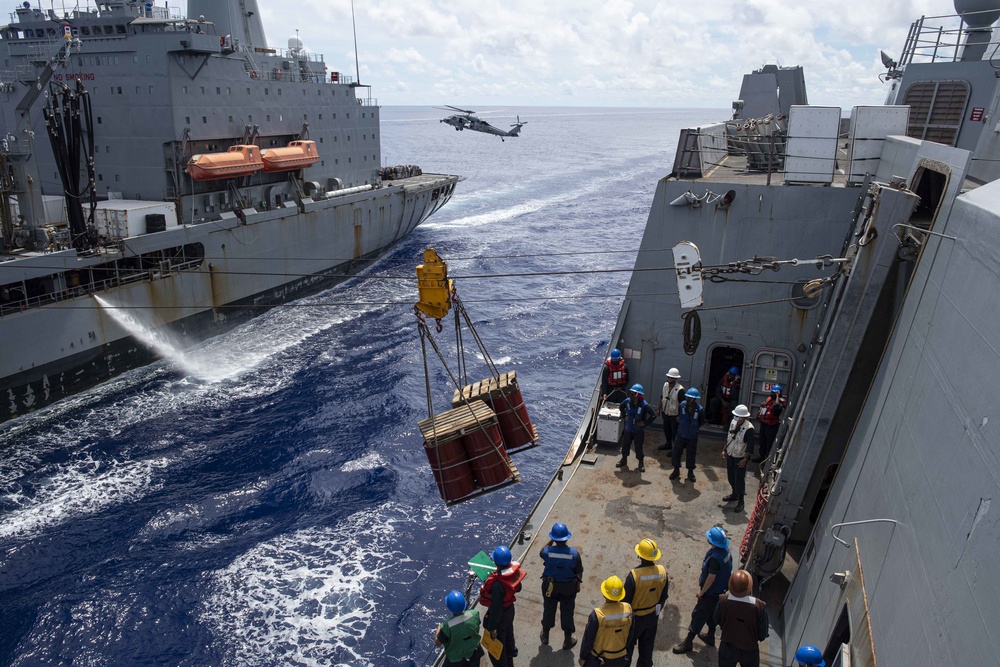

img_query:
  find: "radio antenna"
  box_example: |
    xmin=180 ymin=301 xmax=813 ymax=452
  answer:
xmin=351 ymin=0 xmax=361 ymax=84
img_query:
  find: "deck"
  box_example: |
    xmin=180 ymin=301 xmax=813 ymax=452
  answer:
xmin=502 ymin=424 xmax=784 ymax=666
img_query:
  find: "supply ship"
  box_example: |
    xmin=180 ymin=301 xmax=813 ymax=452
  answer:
xmin=0 ymin=0 xmax=458 ymax=421
xmin=434 ymin=2 xmax=999 ymax=665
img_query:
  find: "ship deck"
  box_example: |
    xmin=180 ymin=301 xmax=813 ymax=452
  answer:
xmin=505 ymin=425 xmax=783 ymax=666
xmin=696 ymin=151 xmax=853 ymax=187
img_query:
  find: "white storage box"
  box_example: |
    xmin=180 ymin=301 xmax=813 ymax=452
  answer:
xmin=596 ymin=404 xmax=623 ymax=444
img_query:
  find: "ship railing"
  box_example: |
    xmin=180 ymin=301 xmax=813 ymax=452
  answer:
xmin=898 ymin=9 xmax=1000 ymax=66
xmin=8 ymin=2 xmax=182 ymax=23
xmin=0 ymin=257 xmax=204 ymax=318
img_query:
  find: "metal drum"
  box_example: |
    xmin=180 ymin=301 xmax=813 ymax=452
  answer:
xmin=492 ymin=383 xmax=534 ymax=450
xmin=423 ymin=435 xmax=476 ymax=503
xmin=462 ymin=420 xmax=512 ymax=488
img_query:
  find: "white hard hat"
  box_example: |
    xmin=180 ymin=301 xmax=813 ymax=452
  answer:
xmin=666 ymin=367 xmax=681 ymax=379
xmin=733 ymin=404 xmax=751 ymax=418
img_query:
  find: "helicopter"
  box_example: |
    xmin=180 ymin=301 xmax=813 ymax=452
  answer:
xmin=438 ymin=106 xmax=526 ymax=141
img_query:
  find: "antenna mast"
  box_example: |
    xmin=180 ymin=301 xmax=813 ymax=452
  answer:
xmin=351 ymin=0 xmax=361 ymax=85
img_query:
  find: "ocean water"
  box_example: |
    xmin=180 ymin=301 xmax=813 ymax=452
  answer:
xmin=0 ymin=106 xmax=721 ymax=666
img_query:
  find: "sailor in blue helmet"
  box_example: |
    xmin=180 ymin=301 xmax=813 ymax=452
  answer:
xmin=601 ymin=348 xmax=630 ymax=402
xmin=435 ymin=590 xmax=485 ymax=666
xmin=616 ymin=383 xmax=656 ymax=473
xmin=710 ymin=366 xmax=742 ymax=425
xmin=672 ymin=526 xmax=733 ymax=654
xmin=753 ymin=384 xmax=786 ymax=462
xmin=670 ymin=387 xmax=706 ymax=482
xmin=480 ymin=545 xmax=524 ymax=667
xmin=538 ymin=522 xmax=583 ymax=650
xmin=794 ymin=645 xmax=826 ymax=666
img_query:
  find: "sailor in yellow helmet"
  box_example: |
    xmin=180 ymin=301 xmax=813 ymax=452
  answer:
xmin=577 ymin=575 xmax=634 ymax=667
xmin=622 ymin=539 xmax=669 ymax=667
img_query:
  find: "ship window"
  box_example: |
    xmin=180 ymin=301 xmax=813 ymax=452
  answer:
xmin=103 ymin=25 xmax=113 ymax=35
xmin=200 ymin=86 xmax=205 ymax=94
xmin=116 ymin=25 xmax=126 ymax=34
xmin=346 ymin=113 xmax=350 ymax=119
xmin=319 ymin=114 xmax=322 ymax=120
xmin=266 ymin=114 xmax=271 ymax=122
xmin=98 ymin=174 xmax=103 ymax=181
xmin=229 ymin=115 xmax=233 ymax=122
xmin=146 ymin=55 xmax=151 ymax=63
xmin=303 ymin=114 xmax=307 ymax=120
xmin=78 ymin=56 xmax=84 ymax=65
xmin=114 ymin=56 xmax=119 ymax=65
xmin=136 ymin=86 xmax=140 ymax=94
xmin=95 ymin=56 xmax=102 ymax=66
xmin=97 ymin=117 xmax=102 ymax=124
xmin=348 ymin=157 xmax=351 ymax=163
xmin=185 ymin=116 xmax=190 ymax=124
xmin=265 ymin=88 xmax=269 ymax=95
xmin=246 ymin=87 xmax=250 ymax=95
xmin=133 ymin=55 xmax=138 ymax=63
xmin=81 ymin=26 xmax=90 ymax=36
xmin=319 ymin=137 xmax=323 ymax=143
xmin=202 ymin=116 xmax=207 ymax=124
xmin=903 ymin=80 xmax=969 ymax=147
xmin=248 ymin=115 xmax=253 ymax=122
xmin=332 ymin=113 xmax=336 ymax=119
xmin=115 ymin=175 xmax=119 ymax=182
xmin=226 ymin=87 xmax=231 ymax=95
xmin=149 ymin=86 xmax=154 ymax=94
xmin=216 ymin=87 xmax=221 ymax=94
xmin=117 ymin=86 xmax=122 ymax=94
xmin=278 ymin=89 xmax=282 ymax=96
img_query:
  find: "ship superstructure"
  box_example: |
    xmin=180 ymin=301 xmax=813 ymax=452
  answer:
xmin=0 ymin=1 xmax=458 ymax=420
xmin=445 ymin=3 xmax=1000 ymax=666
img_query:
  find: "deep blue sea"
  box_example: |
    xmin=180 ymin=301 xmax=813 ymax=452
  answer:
xmin=0 ymin=106 xmax=721 ymax=666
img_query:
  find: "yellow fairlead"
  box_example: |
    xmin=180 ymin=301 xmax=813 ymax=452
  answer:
xmin=415 ymin=248 xmax=453 ymax=319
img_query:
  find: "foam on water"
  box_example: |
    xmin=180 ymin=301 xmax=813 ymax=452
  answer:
xmin=0 ymin=454 xmax=171 ymax=540
xmin=201 ymin=504 xmax=423 ymax=667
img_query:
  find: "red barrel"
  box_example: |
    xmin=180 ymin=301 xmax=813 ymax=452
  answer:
xmin=462 ymin=421 xmax=512 ymax=488
xmin=492 ymin=385 xmax=535 ymax=450
xmin=424 ymin=436 xmax=477 ymax=503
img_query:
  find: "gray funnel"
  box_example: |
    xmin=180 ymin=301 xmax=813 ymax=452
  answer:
xmin=187 ymin=0 xmax=267 ymax=49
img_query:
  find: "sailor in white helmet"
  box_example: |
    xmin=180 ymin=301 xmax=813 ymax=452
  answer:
xmin=722 ymin=405 xmax=756 ymax=513
xmin=657 ymin=367 xmax=684 ymax=452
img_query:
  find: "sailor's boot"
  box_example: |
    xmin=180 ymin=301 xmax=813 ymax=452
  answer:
xmin=734 ymin=499 xmax=745 ymax=513
xmin=669 ymin=468 xmax=680 ymax=480
xmin=615 ymin=457 xmax=628 ymax=468
xmin=638 ymin=459 xmax=645 ymax=473
xmin=562 ymin=633 xmax=577 ymax=650
xmin=698 ymin=629 xmax=716 ymax=646
xmin=672 ymin=633 xmax=695 ymax=654
xmin=540 ymin=627 xmax=549 ymax=645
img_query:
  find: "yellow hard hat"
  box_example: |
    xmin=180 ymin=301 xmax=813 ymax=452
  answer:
xmin=601 ymin=575 xmax=626 ymax=601
xmin=634 ymin=538 xmax=661 ymax=561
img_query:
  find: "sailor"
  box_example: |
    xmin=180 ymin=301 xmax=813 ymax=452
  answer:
xmin=670 ymin=387 xmax=705 ymax=482
xmin=793 ymin=645 xmax=826 ymax=666
xmin=673 ymin=526 xmax=733 ymax=654
xmin=480 ymin=545 xmax=523 ymax=667
xmin=435 ymin=590 xmax=485 ymax=667
xmin=623 ymin=539 xmax=669 ymax=667
xmin=616 ymin=384 xmax=656 ymax=473
xmin=656 ymin=368 xmax=685 ymax=452
xmin=722 ymin=405 xmax=756 ymax=513
xmin=601 ymin=349 xmax=630 ymax=402
xmin=539 ymin=522 xmax=583 ymax=650
xmin=578 ymin=576 xmax=634 ymax=667
xmin=753 ymin=384 xmax=785 ymax=462
xmin=712 ymin=570 xmax=768 ymax=667
xmin=710 ymin=366 xmax=742 ymax=425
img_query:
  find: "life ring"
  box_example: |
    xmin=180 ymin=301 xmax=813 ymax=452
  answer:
xmin=250 ymin=70 xmax=258 ymax=79
xmin=273 ymin=68 xmax=282 ymax=80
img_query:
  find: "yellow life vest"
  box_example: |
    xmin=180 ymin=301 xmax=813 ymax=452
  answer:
xmin=629 ymin=565 xmax=667 ymax=616
xmin=591 ymin=601 xmax=633 ymax=659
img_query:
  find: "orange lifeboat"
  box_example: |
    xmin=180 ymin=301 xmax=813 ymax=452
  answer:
xmin=260 ymin=140 xmax=321 ymax=173
xmin=185 ymin=145 xmax=264 ymax=181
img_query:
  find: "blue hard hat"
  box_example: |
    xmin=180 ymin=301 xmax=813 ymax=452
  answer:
xmin=772 ymin=384 xmax=782 ymax=393
xmin=794 ymin=645 xmax=825 ymax=667
xmin=610 ymin=349 xmax=621 ymax=360
xmin=491 ymin=545 xmax=512 ymax=567
xmin=729 ymin=366 xmax=740 ymax=375
xmin=549 ymin=522 xmax=571 ymax=541
xmin=445 ymin=590 xmax=466 ymax=614
xmin=706 ymin=526 xmax=730 ymax=549
xmin=630 ymin=383 xmax=644 ymax=394
xmin=685 ymin=387 xmax=700 ymax=399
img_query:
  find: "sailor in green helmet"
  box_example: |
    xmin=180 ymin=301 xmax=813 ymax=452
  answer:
xmin=435 ymin=590 xmax=485 ymax=666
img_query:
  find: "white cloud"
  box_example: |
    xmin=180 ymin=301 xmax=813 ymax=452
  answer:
xmin=248 ymin=0 xmax=960 ymax=107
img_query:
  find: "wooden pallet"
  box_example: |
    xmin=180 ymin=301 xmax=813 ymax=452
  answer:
xmin=418 ymin=401 xmax=498 ymax=443
xmin=451 ymin=370 xmax=519 ymax=406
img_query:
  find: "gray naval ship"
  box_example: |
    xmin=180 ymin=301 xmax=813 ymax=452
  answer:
xmin=431 ymin=2 xmax=998 ymax=666
xmin=0 ymin=0 xmax=458 ymax=421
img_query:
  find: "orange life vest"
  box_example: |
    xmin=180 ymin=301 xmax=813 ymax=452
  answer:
xmin=757 ymin=395 xmax=786 ymax=425
xmin=605 ymin=359 xmax=627 ymax=387
xmin=480 ymin=563 xmax=525 ymax=608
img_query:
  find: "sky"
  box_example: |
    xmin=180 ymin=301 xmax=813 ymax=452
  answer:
xmin=251 ymin=0 xmax=965 ymax=109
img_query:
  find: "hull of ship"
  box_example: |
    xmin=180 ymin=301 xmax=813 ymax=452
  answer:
xmin=1 ymin=176 xmax=456 ymax=421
